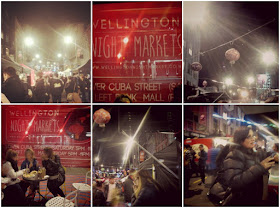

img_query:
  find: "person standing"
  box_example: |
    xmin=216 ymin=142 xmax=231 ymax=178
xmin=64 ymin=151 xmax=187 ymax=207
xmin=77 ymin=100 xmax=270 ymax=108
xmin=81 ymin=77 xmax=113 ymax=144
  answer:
xmin=122 ymin=169 xmax=135 ymax=203
xmin=50 ymin=73 xmax=63 ymax=103
xmin=185 ymin=145 xmax=193 ymax=197
xmin=197 ymin=144 xmax=207 ymax=185
xmin=34 ymin=72 xmax=49 ymax=103
xmin=104 ymin=176 xmax=117 ymax=206
xmin=42 ymin=147 xmax=65 ymax=197
xmin=2 ymin=67 xmax=27 ymax=103
xmin=218 ymin=126 xmax=275 ymax=206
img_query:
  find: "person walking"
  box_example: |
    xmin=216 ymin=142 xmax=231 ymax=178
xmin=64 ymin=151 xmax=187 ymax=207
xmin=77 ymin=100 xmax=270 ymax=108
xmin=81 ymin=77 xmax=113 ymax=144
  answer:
xmin=197 ymin=144 xmax=207 ymax=185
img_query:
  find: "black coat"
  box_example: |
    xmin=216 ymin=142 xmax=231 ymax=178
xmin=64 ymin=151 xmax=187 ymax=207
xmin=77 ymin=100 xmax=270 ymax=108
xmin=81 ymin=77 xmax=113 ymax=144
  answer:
xmin=131 ymin=183 xmax=163 ymax=206
xmin=93 ymin=188 xmax=106 ymax=206
xmin=198 ymin=149 xmax=207 ymax=168
xmin=2 ymin=76 xmax=27 ymax=103
xmin=220 ymin=145 xmax=267 ymax=206
xmin=42 ymin=155 xmax=65 ymax=177
xmin=123 ymin=176 xmax=134 ymax=203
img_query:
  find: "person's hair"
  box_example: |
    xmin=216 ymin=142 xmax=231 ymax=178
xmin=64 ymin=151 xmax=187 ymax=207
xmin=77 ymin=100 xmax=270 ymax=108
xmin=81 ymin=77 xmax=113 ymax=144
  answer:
xmin=199 ymin=144 xmax=204 ymax=148
xmin=6 ymin=149 xmax=18 ymax=162
xmin=43 ymin=147 xmax=55 ymax=160
xmin=3 ymin=67 xmax=17 ymax=77
xmin=134 ymin=169 xmax=161 ymax=198
xmin=109 ymin=175 xmax=115 ymax=180
xmin=54 ymin=73 xmax=58 ymax=77
xmin=25 ymin=148 xmax=35 ymax=159
xmin=114 ymin=94 xmax=132 ymax=103
xmin=233 ymin=126 xmax=251 ymax=145
xmin=37 ymin=71 xmax=43 ymax=78
xmin=185 ymin=144 xmax=191 ymax=149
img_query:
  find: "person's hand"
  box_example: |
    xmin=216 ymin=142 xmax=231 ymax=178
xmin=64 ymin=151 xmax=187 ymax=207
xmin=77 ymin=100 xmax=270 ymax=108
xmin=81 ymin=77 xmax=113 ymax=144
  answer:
xmin=260 ymin=156 xmax=275 ymax=169
xmin=274 ymin=154 xmax=279 ymax=162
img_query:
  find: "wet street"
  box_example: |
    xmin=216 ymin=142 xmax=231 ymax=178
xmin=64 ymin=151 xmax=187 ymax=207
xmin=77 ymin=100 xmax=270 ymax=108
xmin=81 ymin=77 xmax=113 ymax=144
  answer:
xmin=185 ymin=173 xmax=215 ymax=206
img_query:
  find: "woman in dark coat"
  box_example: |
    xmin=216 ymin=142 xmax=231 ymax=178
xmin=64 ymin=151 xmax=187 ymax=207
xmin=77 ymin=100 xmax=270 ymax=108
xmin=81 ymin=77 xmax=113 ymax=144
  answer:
xmin=219 ymin=126 xmax=275 ymax=206
xmin=42 ymin=147 xmax=65 ymax=197
xmin=131 ymin=169 xmax=163 ymax=206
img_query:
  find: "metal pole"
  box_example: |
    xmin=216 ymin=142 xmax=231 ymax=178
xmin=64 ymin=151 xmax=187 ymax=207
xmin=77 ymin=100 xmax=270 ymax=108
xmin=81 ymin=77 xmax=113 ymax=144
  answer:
xmin=122 ymin=131 xmax=179 ymax=180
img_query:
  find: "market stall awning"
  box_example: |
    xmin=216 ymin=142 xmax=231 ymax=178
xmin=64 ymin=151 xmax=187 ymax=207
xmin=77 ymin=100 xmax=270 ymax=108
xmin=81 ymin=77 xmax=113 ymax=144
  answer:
xmin=1 ymin=56 xmax=23 ymax=72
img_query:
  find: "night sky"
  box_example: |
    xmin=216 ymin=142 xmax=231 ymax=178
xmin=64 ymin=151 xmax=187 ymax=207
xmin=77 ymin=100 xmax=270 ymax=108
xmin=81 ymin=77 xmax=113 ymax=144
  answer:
xmin=188 ymin=2 xmax=279 ymax=87
xmin=2 ymin=1 xmax=90 ymax=60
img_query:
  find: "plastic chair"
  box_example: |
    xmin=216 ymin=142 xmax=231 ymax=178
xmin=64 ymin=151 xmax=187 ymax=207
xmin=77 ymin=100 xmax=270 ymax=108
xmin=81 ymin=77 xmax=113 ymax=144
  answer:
xmin=45 ymin=190 xmax=78 ymax=207
xmin=72 ymin=171 xmax=91 ymax=206
xmin=72 ymin=170 xmax=91 ymax=192
xmin=45 ymin=167 xmax=67 ymax=198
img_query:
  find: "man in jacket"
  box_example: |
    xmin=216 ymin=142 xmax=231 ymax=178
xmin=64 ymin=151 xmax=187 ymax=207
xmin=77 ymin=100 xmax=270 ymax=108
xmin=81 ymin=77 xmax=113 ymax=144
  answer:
xmin=185 ymin=145 xmax=193 ymax=196
xmin=122 ymin=169 xmax=135 ymax=203
xmin=50 ymin=73 xmax=63 ymax=103
xmin=2 ymin=67 xmax=27 ymax=103
xmin=198 ymin=144 xmax=207 ymax=185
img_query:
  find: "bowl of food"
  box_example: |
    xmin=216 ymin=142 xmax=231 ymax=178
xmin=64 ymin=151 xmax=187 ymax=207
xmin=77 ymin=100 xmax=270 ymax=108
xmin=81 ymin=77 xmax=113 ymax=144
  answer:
xmin=23 ymin=170 xmax=38 ymax=180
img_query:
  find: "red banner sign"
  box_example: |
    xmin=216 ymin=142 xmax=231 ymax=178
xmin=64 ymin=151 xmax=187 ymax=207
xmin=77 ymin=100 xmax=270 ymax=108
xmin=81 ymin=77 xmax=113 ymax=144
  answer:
xmin=93 ymin=2 xmax=182 ymax=102
xmin=2 ymin=105 xmax=91 ymax=168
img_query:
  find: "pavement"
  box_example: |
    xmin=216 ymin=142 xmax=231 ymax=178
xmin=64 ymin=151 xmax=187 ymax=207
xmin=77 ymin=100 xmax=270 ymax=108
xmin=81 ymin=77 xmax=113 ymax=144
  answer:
xmin=184 ymin=173 xmax=215 ymax=206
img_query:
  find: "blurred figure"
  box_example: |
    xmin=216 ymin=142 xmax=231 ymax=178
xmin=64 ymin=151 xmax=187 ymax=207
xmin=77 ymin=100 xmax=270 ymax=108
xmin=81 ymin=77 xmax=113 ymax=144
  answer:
xmin=50 ymin=73 xmax=63 ymax=103
xmin=190 ymin=146 xmax=199 ymax=177
xmin=2 ymin=67 xmax=27 ymax=102
xmin=92 ymin=180 xmax=106 ymax=206
xmin=104 ymin=176 xmax=118 ymax=206
xmin=42 ymin=147 xmax=65 ymax=197
xmin=197 ymin=144 xmax=207 ymax=185
xmin=185 ymin=144 xmax=193 ymax=197
xmin=131 ymin=169 xmax=163 ymax=206
xmin=216 ymin=126 xmax=275 ymax=206
xmin=123 ymin=169 xmax=135 ymax=203
xmin=77 ymin=73 xmax=89 ymax=103
xmin=34 ymin=71 xmax=49 ymax=103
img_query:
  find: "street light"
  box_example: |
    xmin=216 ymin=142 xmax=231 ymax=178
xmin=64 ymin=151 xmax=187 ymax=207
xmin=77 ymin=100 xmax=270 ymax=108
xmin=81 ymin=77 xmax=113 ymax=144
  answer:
xmin=240 ymin=90 xmax=249 ymax=98
xmin=94 ymin=157 xmax=99 ymax=162
xmin=262 ymin=51 xmax=275 ymax=65
xmin=247 ymin=76 xmax=255 ymax=84
xmin=24 ymin=37 xmax=34 ymax=46
xmin=39 ymin=60 xmax=42 ymax=64
xmin=64 ymin=36 xmax=73 ymax=44
xmin=224 ymin=77 xmax=233 ymax=86
xmin=35 ymin=54 xmax=40 ymax=59
xmin=57 ymin=53 xmax=62 ymax=58
xmin=101 ymin=164 xmax=104 ymax=167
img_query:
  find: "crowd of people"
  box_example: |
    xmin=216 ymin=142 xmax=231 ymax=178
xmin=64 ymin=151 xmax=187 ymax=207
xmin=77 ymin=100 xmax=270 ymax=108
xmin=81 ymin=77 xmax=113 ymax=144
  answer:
xmin=93 ymin=169 xmax=166 ymax=207
xmin=185 ymin=126 xmax=279 ymax=206
xmin=2 ymin=67 xmax=90 ymax=103
xmin=2 ymin=147 xmax=65 ymax=206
